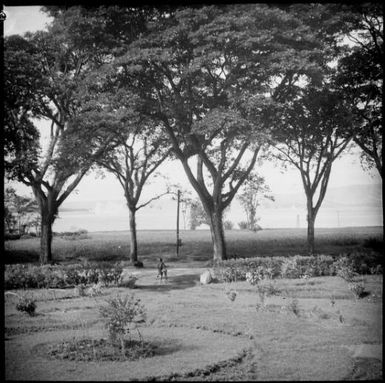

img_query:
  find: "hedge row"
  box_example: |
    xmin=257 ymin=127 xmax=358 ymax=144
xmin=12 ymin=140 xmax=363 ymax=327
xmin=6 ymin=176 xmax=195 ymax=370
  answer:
xmin=4 ymin=262 xmax=123 ymax=290
xmin=212 ymin=251 xmax=383 ymax=282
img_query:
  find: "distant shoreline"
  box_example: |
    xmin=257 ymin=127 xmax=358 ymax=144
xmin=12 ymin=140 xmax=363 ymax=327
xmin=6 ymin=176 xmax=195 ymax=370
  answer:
xmin=78 ymin=226 xmax=383 ymax=234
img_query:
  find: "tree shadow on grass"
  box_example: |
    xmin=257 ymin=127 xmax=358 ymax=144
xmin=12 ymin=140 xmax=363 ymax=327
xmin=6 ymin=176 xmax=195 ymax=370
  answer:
xmin=4 ymin=249 xmax=40 ymax=264
xmin=151 ymin=338 xmax=199 ymax=356
xmin=135 ymin=273 xmax=200 ymax=292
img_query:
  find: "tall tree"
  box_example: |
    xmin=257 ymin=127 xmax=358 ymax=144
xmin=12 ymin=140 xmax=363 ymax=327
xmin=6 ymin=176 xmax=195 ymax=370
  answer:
xmin=334 ymin=3 xmax=383 ymax=178
xmin=4 ymin=187 xmax=39 ymax=235
xmin=113 ymin=4 xmax=331 ymax=260
xmin=4 ymin=6 xmax=149 ymax=263
xmin=97 ymin=120 xmax=171 ymax=264
xmin=237 ymin=173 xmax=274 ymax=232
xmin=271 ymin=85 xmax=355 ymax=254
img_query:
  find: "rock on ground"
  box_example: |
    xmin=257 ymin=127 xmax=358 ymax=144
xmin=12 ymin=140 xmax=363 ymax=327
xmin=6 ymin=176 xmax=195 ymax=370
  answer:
xmin=200 ymin=270 xmax=213 ymax=285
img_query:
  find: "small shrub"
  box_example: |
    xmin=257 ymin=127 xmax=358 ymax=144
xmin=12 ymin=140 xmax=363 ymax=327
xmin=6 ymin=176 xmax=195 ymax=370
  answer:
xmin=99 ymin=294 xmax=146 ymax=346
xmin=246 ymin=266 xmax=271 ymax=285
xmin=216 ymin=266 xmax=244 ymax=283
xmin=133 ymin=260 xmax=144 ymax=268
xmin=88 ymin=282 xmax=103 ymax=297
xmin=238 ymin=221 xmax=248 ymax=230
xmin=280 ymin=256 xmax=302 ymax=279
xmin=286 ymin=299 xmax=300 ymax=316
xmin=224 ymin=220 xmax=234 ymax=230
xmin=74 ymin=284 xmax=87 ymax=297
xmin=246 ymin=271 xmax=259 ymax=286
xmin=349 ymin=282 xmax=369 ymax=299
xmin=98 ymin=265 xmax=123 ymax=286
xmin=16 ymin=296 xmax=36 ymax=316
xmin=334 ymin=257 xmax=357 ymax=282
xmin=225 ymin=289 xmax=237 ymax=302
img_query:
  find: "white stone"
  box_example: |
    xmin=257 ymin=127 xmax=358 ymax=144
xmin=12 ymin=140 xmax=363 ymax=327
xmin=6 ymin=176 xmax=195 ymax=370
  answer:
xmin=120 ymin=268 xmax=137 ymax=288
xmin=200 ymin=270 xmax=212 ymax=285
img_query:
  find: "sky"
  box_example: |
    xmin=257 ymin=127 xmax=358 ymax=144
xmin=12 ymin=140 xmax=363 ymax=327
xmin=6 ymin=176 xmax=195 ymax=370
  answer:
xmin=3 ymin=6 xmax=382 ymax=208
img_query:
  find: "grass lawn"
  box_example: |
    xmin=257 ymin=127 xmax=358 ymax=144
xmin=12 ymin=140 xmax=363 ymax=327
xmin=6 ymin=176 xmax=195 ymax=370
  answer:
xmin=4 ymin=227 xmax=383 ymax=380
xmin=4 ymin=269 xmax=383 ymax=381
xmin=4 ymin=226 xmax=383 ymax=266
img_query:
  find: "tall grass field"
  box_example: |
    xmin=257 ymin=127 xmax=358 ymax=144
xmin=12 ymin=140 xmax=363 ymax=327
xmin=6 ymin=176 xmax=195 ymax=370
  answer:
xmin=5 ymin=226 xmax=383 ymax=266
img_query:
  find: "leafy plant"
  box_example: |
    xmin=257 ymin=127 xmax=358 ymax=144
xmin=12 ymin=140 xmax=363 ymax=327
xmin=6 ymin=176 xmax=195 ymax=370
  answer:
xmin=16 ymin=296 xmax=36 ymax=316
xmin=349 ymin=281 xmax=369 ymax=299
xmin=246 ymin=266 xmax=271 ymax=285
xmin=334 ymin=257 xmax=357 ymax=282
xmin=280 ymin=257 xmax=302 ymax=279
xmin=88 ymin=282 xmax=103 ymax=297
xmin=4 ymin=262 xmax=124 ymax=290
xmin=99 ymin=294 xmax=146 ymax=349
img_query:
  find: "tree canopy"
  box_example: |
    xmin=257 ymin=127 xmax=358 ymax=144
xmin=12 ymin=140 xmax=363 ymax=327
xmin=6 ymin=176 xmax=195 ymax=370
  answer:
xmin=4 ymin=6 xmax=153 ymax=263
xmin=109 ymin=4 xmax=339 ymax=259
xmin=334 ymin=3 xmax=383 ymax=177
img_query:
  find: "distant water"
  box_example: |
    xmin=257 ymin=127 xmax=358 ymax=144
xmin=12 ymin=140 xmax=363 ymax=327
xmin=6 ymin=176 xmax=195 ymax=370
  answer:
xmin=53 ymin=205 xmax=383 ymax=232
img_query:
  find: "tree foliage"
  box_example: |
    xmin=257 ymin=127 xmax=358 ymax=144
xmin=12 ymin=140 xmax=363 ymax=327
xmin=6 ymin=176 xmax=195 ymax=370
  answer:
xmin=237 ymin=173 xmax=274 ymax=231
xmin=111 ymin=4 xmax=335 ymax=259
xmin=271 ymin=84 xmax=355 ymax=254
xmin=4 ymin=6 xmax=152 ymax=263
xmin=4 ymin=187 xmax=39 ymax=235
xmin=97 ymin=119 xmax=171 ymax=262
xmin=334 ymin=3 xmax=383 ymax=177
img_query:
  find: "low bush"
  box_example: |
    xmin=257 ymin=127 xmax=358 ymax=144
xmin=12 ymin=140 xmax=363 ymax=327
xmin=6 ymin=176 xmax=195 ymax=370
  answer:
xmin=4 ymin=233 xmax=21 ymax=241
xmin=224 ymin=220 xmax=234 ymax=230
xmin=213 ymin=252 xmax=381 ymax=283
xmin=20 ymin=233 xmax=37 ymax=239
xmin=4 ymin=262 xmax=124 ymax=290
xmin=48 ymin=338 xmax=154 ymax=362
xmin=363 ymin=237 xmax=384 ymax=253
xmin=133 ymin=260 xmax=144 ymax=268
xmin=349 ymin=281 xmax=369 ymax=299
xmin=238 ymin=221 xmax=248 ymax=230
xmin=16 ymin=296 xmax=37 ymax=316
xmin=333 ymin=257 xmax=357 ymax=282
xmin=54 ymin=229 xmax=90 ymax=240
xmin=213 ymin=256 xmax=284 ymax=282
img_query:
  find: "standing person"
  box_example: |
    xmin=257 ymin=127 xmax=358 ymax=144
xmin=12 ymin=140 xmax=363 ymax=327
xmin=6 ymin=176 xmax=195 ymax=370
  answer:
xmin=157 ymin=258 xmax=168 ymax=281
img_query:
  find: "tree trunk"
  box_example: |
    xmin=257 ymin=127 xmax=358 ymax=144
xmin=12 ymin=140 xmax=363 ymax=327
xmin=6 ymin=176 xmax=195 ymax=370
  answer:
xmin=307 ymin=214 xmax=315 ymax=255
xmin=306 ymin=196 xmax=316 ymax=255
xmin=208 ymin=208 xmax=227 ymax=261
xmin=40 ymin=212 xmax=54 ymax=264
xmin=128 ymin=207 xmax=138 ymax=263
